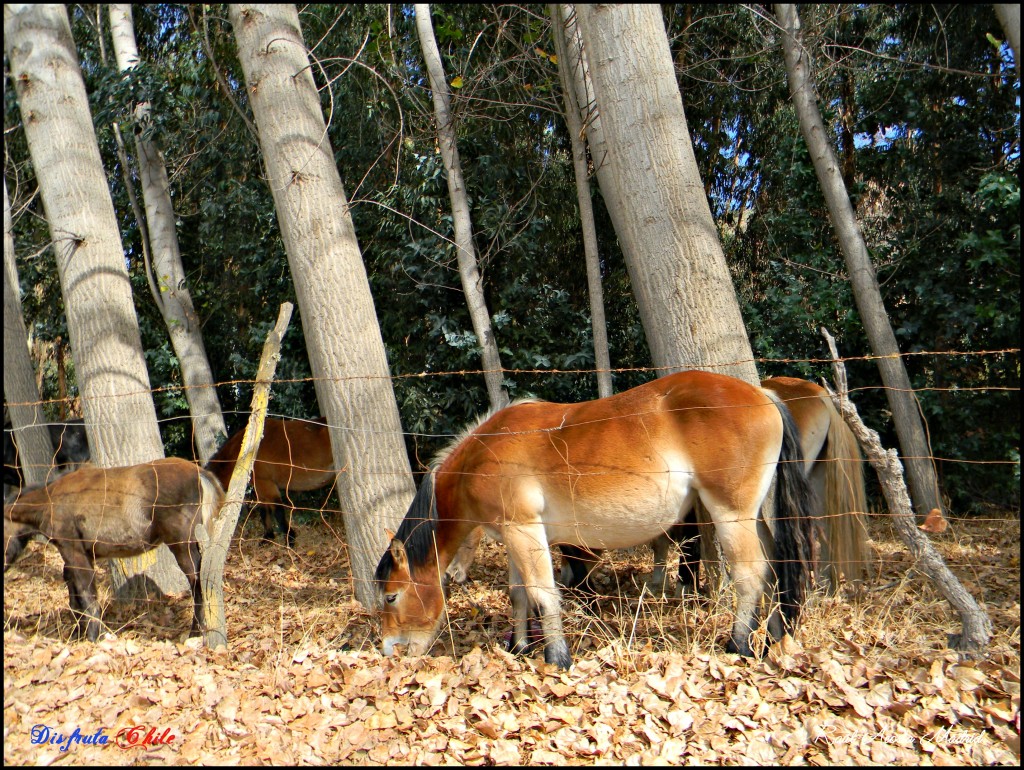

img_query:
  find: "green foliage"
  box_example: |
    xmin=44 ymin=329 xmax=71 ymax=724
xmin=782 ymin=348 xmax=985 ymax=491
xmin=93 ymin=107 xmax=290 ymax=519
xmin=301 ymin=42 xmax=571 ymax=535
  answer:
xmin=4 ymin=4 xmax=1016 ymax=513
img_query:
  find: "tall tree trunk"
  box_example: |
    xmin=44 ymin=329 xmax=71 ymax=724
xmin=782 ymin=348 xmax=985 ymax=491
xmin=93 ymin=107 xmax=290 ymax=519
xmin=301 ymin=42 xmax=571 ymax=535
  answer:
xmin=229 ymin=4 xmax=415 ymax=606
xmin=108 ymin=5 xmax=227 ymax=463
xmin=776 ymin=3 xmax=943 ymax=517
xmin=414 ymin=4 xmax=508 ymax=410
xmin=571 ymin=5 xmax=759 ymax=384
xmin=551 ymin=4 xmax=613 ymax=399
xmin=993 ymin=5 xmax=1020 ymax=76
xmin=6 ymin=4 xmax=185 ymax=598
xmin=4 ymin=178 xmax=54 ymax=488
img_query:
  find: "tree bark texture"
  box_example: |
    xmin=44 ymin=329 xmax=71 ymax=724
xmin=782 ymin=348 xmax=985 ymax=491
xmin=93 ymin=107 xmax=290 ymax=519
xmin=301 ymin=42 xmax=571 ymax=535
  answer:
xmin=108 ymin=4 xmax=227 ymax=463
xmin=414 ymin=4 xmax=508 ymax=409
xmin=572 ymin=4 xmax=760 ymax=384
xmin=776 ymin=4 xmax=943 ymax=517
xmin=230 ymin=4 xmax=415 ymax=606
xmin=4 ymin=178 xmax=55 ymax=488
xmin=6 ymin=3 xmax=186 ymax=597
xmin=551 ymin=4 xmax=613 ymax=399
xmin=993 ymin=5 xmax=1020 ymax=76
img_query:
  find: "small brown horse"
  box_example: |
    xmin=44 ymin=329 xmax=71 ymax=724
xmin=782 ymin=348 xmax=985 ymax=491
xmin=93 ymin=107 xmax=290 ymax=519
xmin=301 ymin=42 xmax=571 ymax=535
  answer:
xmin=4 ymin=458 xmax=224 ymax=642
xmin=559 ymin=376 xmax=870 ymax=596
xmin=375 ymin=370 xmax=816 ymax=669
xmin=205 ymin=417 xmax=335 ymax=547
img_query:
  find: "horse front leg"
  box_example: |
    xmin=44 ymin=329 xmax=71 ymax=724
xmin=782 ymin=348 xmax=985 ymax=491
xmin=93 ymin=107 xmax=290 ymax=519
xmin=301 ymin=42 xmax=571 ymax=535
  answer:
xmin=505 ymin=524 xmax=572 ymax=670
xmin=59 ymin=546 xmax=101 ymax=642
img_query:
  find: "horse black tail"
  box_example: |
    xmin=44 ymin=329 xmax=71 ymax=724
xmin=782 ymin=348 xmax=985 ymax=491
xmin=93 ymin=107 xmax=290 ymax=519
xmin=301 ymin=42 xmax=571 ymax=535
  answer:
xmin=769 ymin=397 xmax=817 ymax=632
xmin=374 ymin=471 xmax=437 ymax=585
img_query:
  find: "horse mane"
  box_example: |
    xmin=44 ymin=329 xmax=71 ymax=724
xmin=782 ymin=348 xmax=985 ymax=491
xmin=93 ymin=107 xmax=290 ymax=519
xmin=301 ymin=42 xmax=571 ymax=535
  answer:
xmin=375 ymin=471 xmax=438 ymax=582
xmin=430 ymin=398 xmax=542 ymax=471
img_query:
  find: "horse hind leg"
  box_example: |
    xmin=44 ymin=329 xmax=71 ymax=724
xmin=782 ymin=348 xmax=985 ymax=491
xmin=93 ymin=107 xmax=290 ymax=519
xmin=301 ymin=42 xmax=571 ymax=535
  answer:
xmin=707 ymin=507 xmax=770 ymax=657
xmin=59 ymin=546 xmax=102 ymax=642
xmin=169 ymin=538 xmax=205 ymax=637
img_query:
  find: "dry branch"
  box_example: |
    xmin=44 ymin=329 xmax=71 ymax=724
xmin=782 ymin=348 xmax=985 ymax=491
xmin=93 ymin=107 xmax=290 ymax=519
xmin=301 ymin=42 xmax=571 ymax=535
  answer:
xmin=819 ymin=327 xmax=991 ymax=653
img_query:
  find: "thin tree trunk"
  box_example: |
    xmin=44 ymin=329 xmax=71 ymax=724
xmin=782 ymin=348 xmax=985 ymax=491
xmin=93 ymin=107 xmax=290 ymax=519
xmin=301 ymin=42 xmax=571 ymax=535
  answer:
xmin=414 ymin=4 xmax=508 ymax=410
xmin=108 ymin=5 xmax=227 ymax=463
xmin=203 ymin=303 xmax=291 ymax=648
xmin=821 ymin=328 xmax=990 ymax=653
xmin=993 ymin=5 xmax=1020 ymax=76
xmin=5 ymin=3 xmax=185 ymax=598
xmin=551 ymin=4 xmax=613 ymax=399
xmin=230 ymin=4 xmax=415 ymax=606
xmin=571 ymin=5 xmax=759 ymax=384
xmin=4 ymin=178 xmax=54 ymax=488
xmin=776 ymin=3 xmax=943 ymax=517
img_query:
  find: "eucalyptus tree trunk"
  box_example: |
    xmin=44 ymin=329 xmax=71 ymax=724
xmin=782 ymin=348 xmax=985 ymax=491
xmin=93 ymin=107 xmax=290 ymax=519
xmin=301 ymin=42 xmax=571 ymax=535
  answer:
xmin=414 ymin=4 xmax=509 ymax=410
xmin=993 ymin=5 xmax=1020 ymax=76
xmin=775 ymin=4 xmax=943 ymax=517
xmin=4 ymin=178 xmax=54 ymax=488
xmin=108 ymin=5 xmax=226 ymax=463
xmin=570 ymin=4 xmax=759 ymax=384
xmin=550 ymin=4 xmax=613 ymax=399
xmin=5 ymin=3 xmax=186 ymax=597
xmin=229 ymin=4 xmax=415 ymax=606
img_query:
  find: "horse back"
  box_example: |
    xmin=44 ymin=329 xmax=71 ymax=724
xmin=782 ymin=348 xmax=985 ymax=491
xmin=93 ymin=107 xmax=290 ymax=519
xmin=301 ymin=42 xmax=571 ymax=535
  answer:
xmin=436 ymin=371 xmax=783 ymax=547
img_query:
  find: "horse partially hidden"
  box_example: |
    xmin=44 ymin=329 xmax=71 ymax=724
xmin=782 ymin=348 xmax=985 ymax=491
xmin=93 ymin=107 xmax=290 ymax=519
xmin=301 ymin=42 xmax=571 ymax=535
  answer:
xmin=3 ymin=418 xmax=91 ymax=489
xmin=375 ymin=370 xmax=817 ymax=669
xmin=4 ymin=458 xmax=224 ymax=642
xmin=559 ymin=376 xmax=870 ymax=596
xmin=205 ymin=417 xmax=335 ymax=548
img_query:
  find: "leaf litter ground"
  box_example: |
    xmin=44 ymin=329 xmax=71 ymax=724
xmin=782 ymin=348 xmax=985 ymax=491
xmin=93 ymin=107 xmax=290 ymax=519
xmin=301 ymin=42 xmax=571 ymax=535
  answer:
xmin=4 ymin=508 xmax=1019 ymax=765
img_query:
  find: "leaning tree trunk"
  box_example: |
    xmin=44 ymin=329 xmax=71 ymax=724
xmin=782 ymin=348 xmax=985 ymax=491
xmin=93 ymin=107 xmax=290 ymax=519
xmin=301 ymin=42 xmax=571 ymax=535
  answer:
xmin=230 ymin=3 xmax=416 ymax=606
xmin=993 ymin=5 xmax=1020 ymax=76
xmin=108 ymin=4 xmax=227 ymax=463
xmin=4 ymin=178 xmax=54 ymax=488
xmin=414 ymin=4 xmax=508 ymax=410
xmin=570 ymin=4 xmax=759 ymax=385
xmin=551 ymin=4 xmax=613 ymax=399
xmin=776 ymin=4 xmax=944 ymax=518
xmin=5 ymin=3 xmax=186 ymax=598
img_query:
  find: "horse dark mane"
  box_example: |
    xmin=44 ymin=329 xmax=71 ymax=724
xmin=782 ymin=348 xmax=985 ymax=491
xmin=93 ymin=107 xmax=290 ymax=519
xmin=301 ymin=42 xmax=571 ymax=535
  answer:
xmin=375 ymin=471 xmax=439 ymax=582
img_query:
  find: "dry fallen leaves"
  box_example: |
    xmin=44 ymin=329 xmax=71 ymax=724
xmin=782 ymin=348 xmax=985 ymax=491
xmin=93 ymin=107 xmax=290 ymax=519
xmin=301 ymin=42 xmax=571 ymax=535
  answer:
xmin=3 ymin=513 xmax=1019 ymax=765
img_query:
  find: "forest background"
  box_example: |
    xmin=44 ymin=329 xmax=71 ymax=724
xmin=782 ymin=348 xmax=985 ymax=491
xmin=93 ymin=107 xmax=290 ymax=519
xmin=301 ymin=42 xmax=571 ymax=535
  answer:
xmin=5 ymin=3 xmax=1019 ymax=517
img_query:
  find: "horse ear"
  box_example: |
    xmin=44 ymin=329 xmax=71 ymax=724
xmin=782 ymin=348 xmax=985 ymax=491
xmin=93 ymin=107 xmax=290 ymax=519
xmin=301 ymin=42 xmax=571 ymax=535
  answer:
xmin=389 ymin=538 xmax=409 ymax=573
xmin=384 ymin=528 xmax=395 ymax=541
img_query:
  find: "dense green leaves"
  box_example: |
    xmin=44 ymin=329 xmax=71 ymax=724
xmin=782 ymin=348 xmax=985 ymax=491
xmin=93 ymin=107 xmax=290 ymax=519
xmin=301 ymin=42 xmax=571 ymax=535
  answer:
xmin=4 ymin=4 xmax=1017 ymax=511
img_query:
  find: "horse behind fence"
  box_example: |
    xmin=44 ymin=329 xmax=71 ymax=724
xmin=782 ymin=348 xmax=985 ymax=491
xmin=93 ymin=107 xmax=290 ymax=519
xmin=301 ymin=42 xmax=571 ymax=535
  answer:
xmin=3 ymin=418 xmax=91 ymax=490
xmin=205 ymin=417 xmax=334 ymax=548
xmin=4 ymin=458 xmax=224 ymax=642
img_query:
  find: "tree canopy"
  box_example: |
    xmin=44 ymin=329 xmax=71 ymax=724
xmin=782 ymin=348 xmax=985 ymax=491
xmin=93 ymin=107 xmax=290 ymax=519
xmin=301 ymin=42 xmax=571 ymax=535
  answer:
xmin=4 ymin=4 xmax=1018 ymax=514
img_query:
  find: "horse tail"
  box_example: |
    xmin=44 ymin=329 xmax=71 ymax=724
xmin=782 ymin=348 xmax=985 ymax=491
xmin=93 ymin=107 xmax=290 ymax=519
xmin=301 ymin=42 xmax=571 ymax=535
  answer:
xmin=819 ymin=395 xmax=869 ymax=585
xmin=768 ymin=395 xmax=817 ymax=632
xmin=197 ymin=469 xmax=226 ymax=533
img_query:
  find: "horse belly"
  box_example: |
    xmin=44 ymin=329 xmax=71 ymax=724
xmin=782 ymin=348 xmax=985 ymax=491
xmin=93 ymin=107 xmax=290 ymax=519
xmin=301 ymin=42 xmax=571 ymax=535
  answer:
xmin=537 ymin=459 xmax=695 ymax=550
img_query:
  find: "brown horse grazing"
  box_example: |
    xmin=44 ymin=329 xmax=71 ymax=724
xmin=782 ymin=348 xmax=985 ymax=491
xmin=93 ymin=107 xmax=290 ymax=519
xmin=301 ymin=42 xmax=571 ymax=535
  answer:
xmin=4 ymin=458 xmax=224 ymax=642
xmin=205 ymin=417 xmax=335 ymax=548
xmin=561 ymin=376 xmax=870 ymax=597
xmin=375 ymin=370 xmax=817 ymax=669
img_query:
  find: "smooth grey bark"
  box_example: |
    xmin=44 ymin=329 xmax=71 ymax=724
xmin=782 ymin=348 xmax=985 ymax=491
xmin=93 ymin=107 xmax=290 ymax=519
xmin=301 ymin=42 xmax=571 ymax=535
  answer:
xmin=414 ymin=4 xmax=509 ymax=410
xmin=571 ymin=4 xmax=760 ymax=385
xmin=776 ymin=4 xmax=943 ymax=517
xmin=551 ymin=4 xmax=613 ymax=399
xmin=108 ymin=5 xmax=227 ymax=463
xmin=5 ymin=3 xmax=185 ymax=596
xmin=4 ymin=178 xmax=55 ymax=488
xmin=994 ymin=5 xmax=1020 ymax=76
xmin=822 ymin=328 xmax=990 ymax=653
xmin=230 ymin=4 xmax=415 ymax=606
